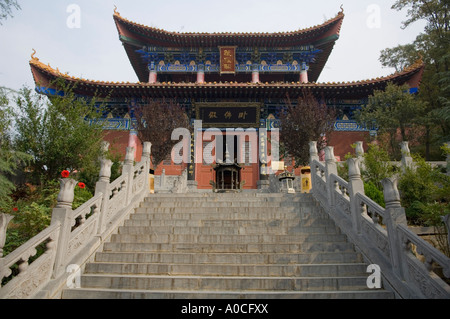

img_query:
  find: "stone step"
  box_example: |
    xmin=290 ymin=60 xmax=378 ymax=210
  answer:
xmin=62 ymin=288 xmax=394 ymax=299
xmin=61 ymin=192 xmax=395 ymax=300
xmin=77 ymin=274 xmax=373 ymax=292
xmin=130 ymin=209 xmax=327 ymax=220
xmin=145 ymin=193 xmax=289 ymax=199
xmin=85 ymin=262 xmax=369 ymax=277
xmin=123 ymin=218 xmax=336 ymax=228
xmin=140 ymin=201 xmax=296 ymax=208
xmin=140 ymin=202 xmax=319 ymax=209
xmin=103 ymin=241 xmax=357 ymax=254
xmin=116 ymin=225 xmax=341 ymax=236
xmin=143 ymin=195 xmax=316 ymax=203
xmin=109 ymin=233 xmax=350 ymax=244
xmin=93 ymin=251 xmax=363 ymax=264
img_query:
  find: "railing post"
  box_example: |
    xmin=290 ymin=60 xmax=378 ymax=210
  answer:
xmin=442 ymin=214 xmax=450 ymax=249
xmin=123 ymin=147 xmax=135 ymax=205
xmin=95 ymin=143 xmax=113 ymax=235
xmin=382 ymin=177 xmax=409 ymax=279
xmin=355 ymin=141 xmax=366 ymax=171
xmin=0 ymin=214 xmax=14 ymax=258
xmin=142 ymin=142 xmax=152 ymax=194
xmin=400 ymin=141 xmax=413 ymax=173
xmin=324 ymin=147 xmax=337 ymax=209
xmin=51 ymin=178 xmax=77 ymax=278
xmin=309 ymin=141 xmax=319 ymax=194
xmin=309 ymin=141 xmax=319 ymax=163
xmin=347 ymin=158 xmax=364 ymax=234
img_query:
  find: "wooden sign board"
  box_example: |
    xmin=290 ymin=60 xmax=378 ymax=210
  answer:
xmin=219 ymin=46 xmax=237 ymax=74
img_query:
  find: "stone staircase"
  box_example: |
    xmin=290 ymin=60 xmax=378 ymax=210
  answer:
xmin=62 ymin=192 xmax=394 ymax=299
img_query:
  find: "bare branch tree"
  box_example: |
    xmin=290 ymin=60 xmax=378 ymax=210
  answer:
xmin=134 ymin=98 xmax=190 ymax=169
xmin=280 ymin=89 xmax=336 ymax=166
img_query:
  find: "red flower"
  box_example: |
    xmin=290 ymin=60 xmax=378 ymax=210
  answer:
xmin=78 ymin=182 xmax=86 ymax=189
xmin=12 ymin=207 xmax=18 ymax=212
xmin=61 ymin=170 xmax=70 ymax=178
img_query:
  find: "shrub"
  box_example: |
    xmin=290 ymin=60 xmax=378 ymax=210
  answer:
xmin=398 ymin=154 xmax=450 ymax=226
xmin=364 ymin=181 xmax=385 ymax=207
xmin=361 ymin=143 xmax=396 ymax=190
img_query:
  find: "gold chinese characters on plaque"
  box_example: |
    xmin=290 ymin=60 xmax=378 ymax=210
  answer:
xmin=219 ymin=46 xmax=237 ymax=74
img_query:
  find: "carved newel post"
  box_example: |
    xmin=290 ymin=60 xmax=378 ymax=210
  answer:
xmin=381 ymin=177 xmax=408 ymax=279
xmin=142 ymin=142 xmax=152 ymax=163
xmin=142 ymin=142 xmax=152 ymax=193
xmin=96 ymin=142 xmax=113 ymax=234
xmin=123 ymin=147 xmax=136 ymax=205
xmin=51 ymin=178 xmax=78 ymax=277
xmin=0 ymin=214 xmax=14 ymax=258
xmin=56 ymin=178 xmax=78 ymax=209
xmin=309 ymin=141 xmax=320 ymax=195
xmin=442 ymin=214 xmax=450 ymax=248
xmin=309 ymin=141 xmax=319 ymax=163
xmin=355 ymin=141 xmax=366 ymax=171
xmin=99 ymin=159 xmax=113 ymax=183
xmin=99 ymin=141 xmax=113 ymax=183
xmin=324 ymin=147 xmax=337 ymax=208
xmin=400 ymin=141 xmax=413 ymax=173
xmin=124 ymin=147 xmax=135 ymax=166
xmin=347 ymin=158 xmax=364 ymax=233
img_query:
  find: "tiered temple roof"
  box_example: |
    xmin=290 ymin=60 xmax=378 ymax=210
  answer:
xmin=29 ymin=52 xmax=424 ymax=100
xmin=29 ymin=8 xmax=424 ymax=101
xmin=113 ymin=8 xmax=345 ymax=83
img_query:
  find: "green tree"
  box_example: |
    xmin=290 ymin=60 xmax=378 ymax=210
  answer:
xmin=361 ymin=143 xmax=396 ymax=191
xmin=0 ymin=87 xmax=30 ymax=211
xmin=398 ymin=154 xmax=450 ymax=228
xmin=13 ymin=85 xmax=106 ymax=185
xmin=356 ymin=83 xmax=425 ymax=159
xmin=380 ymin=0 xmax=450 ymax=158
xmin=379 ymin=43 xmax=419 ymax=72
xmin=0 ymin=0 xmax=20 ymax=25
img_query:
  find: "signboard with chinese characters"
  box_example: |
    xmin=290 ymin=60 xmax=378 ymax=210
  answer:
xmin=219 ymin=46 xmax=237 ymax=74
xmin=195 ymin=102 xmax=261 ymax=128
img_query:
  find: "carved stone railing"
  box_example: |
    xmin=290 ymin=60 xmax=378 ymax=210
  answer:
xmin=0 ymin=142 xmax=152 ymax=299
xmin=309 ymin=141 xmax=450 ymax=299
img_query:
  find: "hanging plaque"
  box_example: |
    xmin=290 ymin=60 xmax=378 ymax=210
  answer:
xmin=219 ymin=46 xmax=237 ymax=74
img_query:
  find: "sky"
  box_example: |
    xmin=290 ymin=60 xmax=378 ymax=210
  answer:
xmin=0 ymin=0 xmax=427 ymax=92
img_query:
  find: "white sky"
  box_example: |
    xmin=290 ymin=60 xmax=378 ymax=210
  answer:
xmin=0 ymin=0 xmax=427 ymax=91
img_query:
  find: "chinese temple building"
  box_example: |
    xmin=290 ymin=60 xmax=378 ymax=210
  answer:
xmin=29 ymin=8 xmax=424 ymax=190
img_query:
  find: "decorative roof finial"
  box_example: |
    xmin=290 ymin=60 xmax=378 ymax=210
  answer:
xmin=31 ymin=48 xmax=37 ymax=60
xmin=417 ymin=53 xmax=424 ymax=64
xmin=340 ymin=4 xmax=344 ymax=13
xmin=114 ymin=5 xmax=119 ymax=15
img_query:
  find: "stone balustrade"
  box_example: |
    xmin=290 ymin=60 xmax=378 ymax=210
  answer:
xmin=0 ymin=142 xmax=152 ymax=299
xmin=309 ymin=141 xmax=450 ymax=299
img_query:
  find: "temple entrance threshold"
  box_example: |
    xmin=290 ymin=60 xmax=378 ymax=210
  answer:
xmin=195 ymin=130 xmax=259 ymax=190
xmin=212 ymin=163 xmax=243 ymax=192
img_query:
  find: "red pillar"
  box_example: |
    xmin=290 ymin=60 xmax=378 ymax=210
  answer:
xmin=149 ymin=70 xmax=157 ymax=84
xmin=197 ymin=65 xmax=205 ymax=83
xmin=300 ymin=62 xmax=309 ymax=83
xmin=252 ymin=64 xmax=260 ymax=83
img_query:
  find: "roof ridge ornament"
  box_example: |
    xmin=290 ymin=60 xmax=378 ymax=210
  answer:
xmin=31 ymin=48 xmax=37 ymax=60
xmin=114 ymin=5 xmax=120 ymax=16
xmin=340 ymin=4 xmax=344 ymax=14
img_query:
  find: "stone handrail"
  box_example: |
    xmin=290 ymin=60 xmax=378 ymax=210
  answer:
xmin=309 ymin=142 xmax=450 ymax=299
xmin=0 ymin=142 xmax=152 ymax=299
